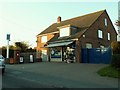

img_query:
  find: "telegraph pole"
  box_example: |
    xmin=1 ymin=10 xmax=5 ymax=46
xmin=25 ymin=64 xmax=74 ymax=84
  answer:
xmin=118 ymin=1 xmax=120 ymax=41
xmin=6 ymin=34 xmax=10 ymax=59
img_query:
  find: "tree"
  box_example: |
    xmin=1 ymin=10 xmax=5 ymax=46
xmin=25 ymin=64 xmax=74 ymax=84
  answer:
xmin=111 ymin=41 xmax=120 ymax=68
xmin=26 ymin=48 xmax=36 ymax=52
xmin=15 ymin=41 xmax=30 ymax=52
xmin=2 ymin=45 xmax=16 ymax=58
xmin=111 ymin=41 xmax=120 ymax=54
xmin=115 ymin=20 xmax=120 ymax=26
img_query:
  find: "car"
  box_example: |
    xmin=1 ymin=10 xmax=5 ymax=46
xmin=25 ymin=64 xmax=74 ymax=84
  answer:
xmin=0 ymin=55 xmax=5 ymax=74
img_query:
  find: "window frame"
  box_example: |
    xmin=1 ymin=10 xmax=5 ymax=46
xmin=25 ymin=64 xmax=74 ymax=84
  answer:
xmin=107 ymin=33 xmax=110 ymax=40
xmin=86 ymin=43 xmax=92 ymax=49
xmin=98 ymin=29 xmax=103 ymax=39
xmin=59 ymin=27 xmax=70 ymax=37
xmin=104 ymin=18 xmax=108 ymax=26
xmin=41 ymin=36 xmax=47 ymax=43
xmin=100 ymin=45 xmax=104 ymax=48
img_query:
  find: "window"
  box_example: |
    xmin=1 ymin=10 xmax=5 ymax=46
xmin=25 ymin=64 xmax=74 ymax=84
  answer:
xmin=108 ymin=33 xmax=110 ymax=40
xmin=105 ymin=18 xmax=107 ymax=26
xmin=41 ymin=36 xmax=47 ymax=43
xmin=60 ymin=27 xmax=70 ymax=37
xmin=100 ymin=45 xmax=104 ymax=48
xmin=86 ymin=43 xmax=92 ymax=48
xmin=98 ymin=30 xmax=103 ymax=38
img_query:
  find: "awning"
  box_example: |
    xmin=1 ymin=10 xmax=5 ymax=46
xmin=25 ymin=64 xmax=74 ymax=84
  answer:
xmin=46 ymin=41 xmax=73 ymax=48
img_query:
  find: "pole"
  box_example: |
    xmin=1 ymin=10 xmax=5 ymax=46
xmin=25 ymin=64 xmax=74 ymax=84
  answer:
xmin=6 ymin=40 xmax=9 ymax=59
xmin=118 ymin=1 xmax=120 ymax=41
xmin=6 ymin=34 xmax=10 ymax=59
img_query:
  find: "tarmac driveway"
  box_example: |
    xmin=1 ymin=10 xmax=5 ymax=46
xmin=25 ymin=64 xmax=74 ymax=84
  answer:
xmin=5 ymin=62 xmax=119 ymax=88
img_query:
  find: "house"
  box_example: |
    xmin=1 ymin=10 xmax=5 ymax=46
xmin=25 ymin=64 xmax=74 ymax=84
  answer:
xmin=36 ymin=10 xmax=117 ymax=63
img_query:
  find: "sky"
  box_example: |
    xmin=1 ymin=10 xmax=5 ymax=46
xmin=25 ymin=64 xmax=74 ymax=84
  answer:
xmin=0 ymin=0 xmax=119 ymax=48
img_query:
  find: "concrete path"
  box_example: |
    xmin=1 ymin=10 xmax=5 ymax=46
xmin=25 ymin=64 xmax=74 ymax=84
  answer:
xmin=4 ymin=62 xmax=119 ymax=88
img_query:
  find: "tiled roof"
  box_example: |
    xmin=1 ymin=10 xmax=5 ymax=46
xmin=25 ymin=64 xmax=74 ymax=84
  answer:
xmin=38 ymin=10 xmax=105 ymax=36
xmin=48 ymin=27 xmax=88 ymax=43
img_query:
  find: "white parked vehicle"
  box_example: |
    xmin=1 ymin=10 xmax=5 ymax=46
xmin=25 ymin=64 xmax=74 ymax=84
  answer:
xmin=0 ymin=55 xmax=5 ymax=74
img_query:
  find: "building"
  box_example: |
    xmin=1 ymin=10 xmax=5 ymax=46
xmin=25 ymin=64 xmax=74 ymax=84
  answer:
xmin=117 ymin=1 xmax=120 ymax=41
xmin=36 ymin=10 xmax=117 ymax=63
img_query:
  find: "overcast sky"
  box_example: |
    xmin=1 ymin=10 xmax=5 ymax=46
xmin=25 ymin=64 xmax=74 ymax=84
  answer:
xmin=0 ymin=0 xmax=119 ymax=48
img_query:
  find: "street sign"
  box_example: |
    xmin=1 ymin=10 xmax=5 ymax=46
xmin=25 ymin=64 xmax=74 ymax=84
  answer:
xmin=6 ymin=34 xmax=10 ymax=40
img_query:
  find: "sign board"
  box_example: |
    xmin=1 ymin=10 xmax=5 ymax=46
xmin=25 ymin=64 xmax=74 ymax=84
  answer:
xmin=6 ymin=34 xmax=10 ymax=40
xmin=30 ymin=55 xmax=33 ymax=62
xmin=20 ymin=57 xmax=24 ymax=63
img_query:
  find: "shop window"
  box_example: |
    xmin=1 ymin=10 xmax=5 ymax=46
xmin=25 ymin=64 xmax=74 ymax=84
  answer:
xmin=51 ymin=48 xmax=61 ymax=58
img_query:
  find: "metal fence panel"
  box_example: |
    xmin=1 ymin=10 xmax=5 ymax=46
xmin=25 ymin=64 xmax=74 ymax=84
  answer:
xmin=81 ymin=48 xmax=112 ymax=64
xmin=20 ymin=52 xmax=37 ymax=63
xmin=81 ymin=49 xmax=88 ymax=63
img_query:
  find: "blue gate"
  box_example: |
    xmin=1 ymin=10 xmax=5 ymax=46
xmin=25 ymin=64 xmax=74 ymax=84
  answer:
xmin=81 ymin=48 xmax=112 ymax=64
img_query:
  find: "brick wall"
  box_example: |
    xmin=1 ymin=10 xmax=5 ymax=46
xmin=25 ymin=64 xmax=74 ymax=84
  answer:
xmin=80 ymin=11 xmax=117 ymax=48
xmin=36 ymin=34 xmax=55 ymax=51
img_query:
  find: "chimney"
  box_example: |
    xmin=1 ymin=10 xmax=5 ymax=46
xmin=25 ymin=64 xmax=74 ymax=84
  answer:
xmin=57 ymin=16 xmax=61 ymax=23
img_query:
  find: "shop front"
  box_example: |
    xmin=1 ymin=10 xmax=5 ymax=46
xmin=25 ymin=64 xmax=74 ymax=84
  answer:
xmin=46 ymin=40 xmax=76 ymax=63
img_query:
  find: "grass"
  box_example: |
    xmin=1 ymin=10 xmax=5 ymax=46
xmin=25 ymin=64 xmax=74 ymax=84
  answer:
xmin=97 ymin=65 xmax=120 ymax=78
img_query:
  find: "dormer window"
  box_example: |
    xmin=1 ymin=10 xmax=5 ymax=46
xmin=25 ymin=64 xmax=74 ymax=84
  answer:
xmin=59 ymin=25 xmax=70 ymax=37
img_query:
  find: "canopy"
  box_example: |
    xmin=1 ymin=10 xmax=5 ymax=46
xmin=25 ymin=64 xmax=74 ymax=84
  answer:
xmin=46 ymin=41 xmax=73 ymax=48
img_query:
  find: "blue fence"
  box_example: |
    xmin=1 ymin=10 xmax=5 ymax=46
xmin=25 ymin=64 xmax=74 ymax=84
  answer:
xmin=81 ymin=48 xmax=112 ymax=64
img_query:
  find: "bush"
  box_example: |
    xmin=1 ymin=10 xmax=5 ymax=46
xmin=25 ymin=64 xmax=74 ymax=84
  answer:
xmin=97 ymin=65 xmax=120 ymax=78
xmin=111 ymin=41 xmax=120 ymax=54
xmin=111 ymin=54 xmax=120 ymax=68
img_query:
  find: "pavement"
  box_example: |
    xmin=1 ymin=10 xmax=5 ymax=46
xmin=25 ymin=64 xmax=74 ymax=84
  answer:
xmin=3 ymin=62 xmax=119 ymax=88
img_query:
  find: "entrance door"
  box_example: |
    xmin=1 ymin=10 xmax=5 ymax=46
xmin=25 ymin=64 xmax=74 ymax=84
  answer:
xmin=41 ymin=50 xmax=48 ymax=61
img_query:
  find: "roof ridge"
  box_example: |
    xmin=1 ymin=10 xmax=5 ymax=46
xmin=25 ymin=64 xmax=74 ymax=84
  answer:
xmin=59 ymin=10 xmax=105 ymax=23
xmin=38 ymin=10 xmax=106 ymax=36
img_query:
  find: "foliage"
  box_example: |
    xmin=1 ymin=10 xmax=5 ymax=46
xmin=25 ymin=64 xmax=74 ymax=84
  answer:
xmin=111 ymin=41 xmax=120 ymax=54
xmin=111 ymin=41 xmax=120 ymax=69
xmin=97 ymin=65 xmax=120 ymax=78
xmin=15 ymin=41 xmax=30 ymax=52
xmin=26 ymin=48 xmax=36 ymax=52
xmin=111 ymin=54 xmax=120 ymax=69
xmin=115 ymin=20 xmax=120 ymax=26
xmin=2 ymin=46 xmax=14 ymax=58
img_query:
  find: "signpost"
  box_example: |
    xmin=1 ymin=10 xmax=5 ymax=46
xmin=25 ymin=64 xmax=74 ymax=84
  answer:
xmin=6 ymin=34 xmax=10 ymax=59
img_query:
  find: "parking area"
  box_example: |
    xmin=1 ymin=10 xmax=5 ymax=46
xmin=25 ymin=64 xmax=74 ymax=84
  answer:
xmin=4 ymin=62 xmax=119 ymax=88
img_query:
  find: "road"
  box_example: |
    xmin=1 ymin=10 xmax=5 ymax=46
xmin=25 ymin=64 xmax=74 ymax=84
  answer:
xmin=1 ymin=62 xmax=119 ymax=89
xmin=2 ymin=69 xmax=56 ymax=89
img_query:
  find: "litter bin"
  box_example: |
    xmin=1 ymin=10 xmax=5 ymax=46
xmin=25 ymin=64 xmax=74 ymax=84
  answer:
xmin=10 ymin=58 xmax=14 ymax=64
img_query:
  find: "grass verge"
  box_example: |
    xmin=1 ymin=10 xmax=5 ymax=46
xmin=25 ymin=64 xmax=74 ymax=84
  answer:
xmin=97 ymin=65 xmax=120 ymax=78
